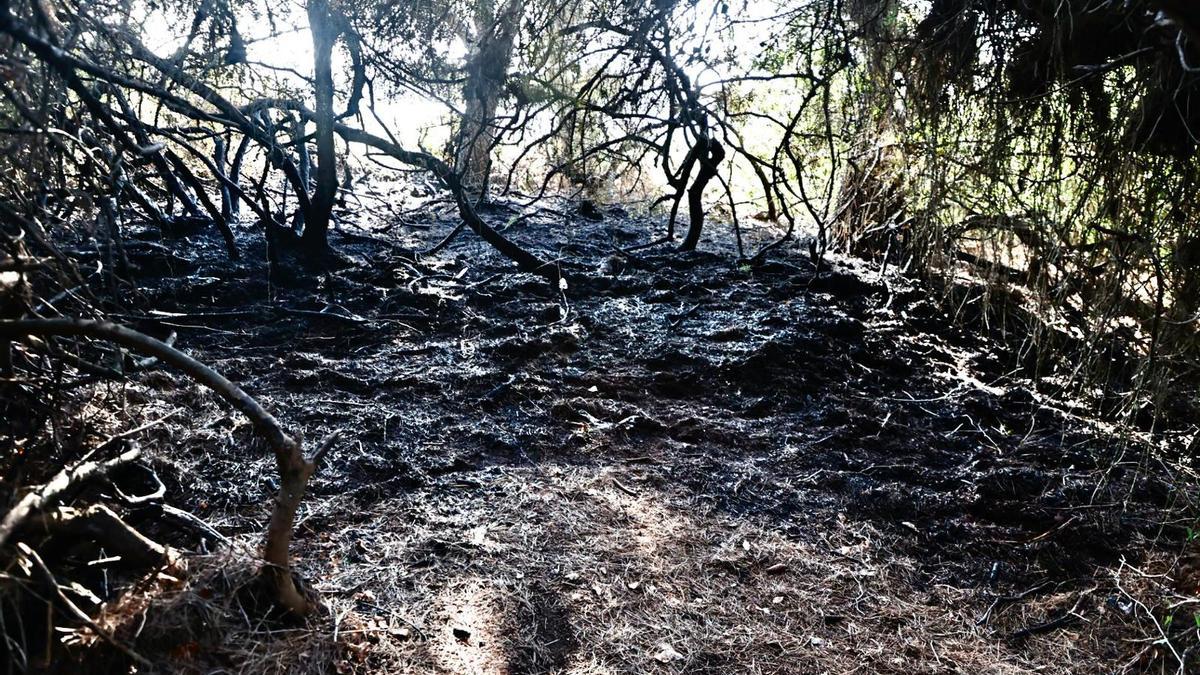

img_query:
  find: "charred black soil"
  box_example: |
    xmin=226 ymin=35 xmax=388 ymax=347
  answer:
xmin=40 ymin=208 xmax=1200 ymax=672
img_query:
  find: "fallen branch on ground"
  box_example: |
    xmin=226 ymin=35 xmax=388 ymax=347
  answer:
xmin=32 ymin=504 xmax=171 ymax=569
xmin=0 ymin=445 xmax=140 ymax=549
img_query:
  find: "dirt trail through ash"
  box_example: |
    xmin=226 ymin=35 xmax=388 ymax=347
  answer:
xmin=123 ymin=210 xmax=1191 ymax=672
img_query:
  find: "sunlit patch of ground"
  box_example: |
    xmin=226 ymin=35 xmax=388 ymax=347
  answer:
xmin=273 ymin=465 xmax=1123 ymax=674
xmin=425 ymin=577 xmax=511 ymax=673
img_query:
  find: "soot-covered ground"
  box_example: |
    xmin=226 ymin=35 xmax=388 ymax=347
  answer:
xmin=79 ymin=203 xmax=1197 ymax=672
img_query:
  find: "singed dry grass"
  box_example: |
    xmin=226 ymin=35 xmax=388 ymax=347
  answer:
xmin=90 ymin=462 xmax=1180 ymax=674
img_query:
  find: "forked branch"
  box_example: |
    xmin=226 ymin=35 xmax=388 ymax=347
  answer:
xmin=0 ymin=318 xmax=332 ymax=616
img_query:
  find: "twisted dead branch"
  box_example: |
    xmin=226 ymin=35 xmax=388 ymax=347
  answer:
xmin=0 ymin=318 xmax=335 ymax=616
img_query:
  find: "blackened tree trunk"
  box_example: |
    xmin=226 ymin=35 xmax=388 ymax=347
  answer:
xmin=456 ymin=0 xmax=524 ymax=204
xmin=228 ymin=132 xmax=251 ymax=220
xmin=214 ymin=135 xmax=231 ymax=223
xmin=301 ymin=0 xmax=340 ymax=253
xmin=679 ymin=138 xmax=725 ymax=252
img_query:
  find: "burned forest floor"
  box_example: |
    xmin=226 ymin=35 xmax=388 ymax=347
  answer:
xmin=26 ymin=203 xmax=1200 ymax=673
